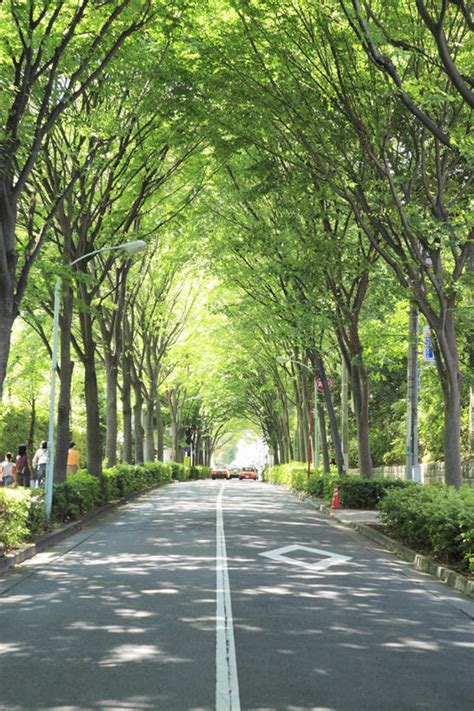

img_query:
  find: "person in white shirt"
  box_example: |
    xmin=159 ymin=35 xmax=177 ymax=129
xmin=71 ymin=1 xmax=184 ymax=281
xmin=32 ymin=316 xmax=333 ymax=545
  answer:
xmin=32 ymin=441 xmax=48 ymax=488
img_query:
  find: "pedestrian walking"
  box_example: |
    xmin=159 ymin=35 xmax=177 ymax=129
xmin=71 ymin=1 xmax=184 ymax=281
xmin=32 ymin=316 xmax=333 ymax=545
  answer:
xmin=32 ymin=441 xmax=48 ymax=488
xmin=16 ymin=445 xmax=31 ymax=487
xmin=0 ymin=453 xmax=16 ymax=487
xmin=67 ymin=441 xmax=80 ymax=476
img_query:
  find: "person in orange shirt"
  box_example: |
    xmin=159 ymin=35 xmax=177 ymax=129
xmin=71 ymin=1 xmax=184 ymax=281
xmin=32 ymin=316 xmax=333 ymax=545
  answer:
xmin=67 ymin=442 xmax=80 ymax=476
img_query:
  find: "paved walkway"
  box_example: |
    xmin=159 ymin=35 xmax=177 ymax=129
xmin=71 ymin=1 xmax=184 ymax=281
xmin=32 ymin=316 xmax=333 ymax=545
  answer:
xmin=304 ymin=496 xmax=381 ymax=524
xmin=331 ymin=508 xmax=380 ymax=524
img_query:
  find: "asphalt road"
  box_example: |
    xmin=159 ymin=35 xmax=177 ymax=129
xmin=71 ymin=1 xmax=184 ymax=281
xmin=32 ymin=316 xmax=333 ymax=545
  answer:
xmin=0 ymin=480 xmax=472 ymax=711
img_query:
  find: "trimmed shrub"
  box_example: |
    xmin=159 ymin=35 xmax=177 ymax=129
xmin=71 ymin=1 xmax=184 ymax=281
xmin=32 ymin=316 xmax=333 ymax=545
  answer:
xmin=0 ymin=487 xmax=33 ymax=550
xmin=379 ymin=485 xmax=474 ymax=571
xmin=337 ymin=477 xmax=413 ymax=509
xmin=52 ymin=472 xmax=102 ymax=521
xmin=263 ymin=462 xmax=314 ymax=490
xmin=190 ymin=465 xmax=211 ymax=480
xmin=52 ymin=462 xmax=174 ymax=522
xmin=307 ymin=474 xmax=339 ymax=499
xmin=170 ymin=462 xmax=187 ymax=481
xmin=102 ymin=462 xmax=173 ymax=500
xmin=263 ymin=462 xmax=338 ymax=499
xmin=264 ymin=463 xmax=414 ymax=508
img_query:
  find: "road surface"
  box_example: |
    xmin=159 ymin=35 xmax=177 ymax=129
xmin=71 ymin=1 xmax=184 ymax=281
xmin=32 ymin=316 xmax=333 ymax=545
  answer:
xmin=0 ymin=480 xmax=472 ymax=710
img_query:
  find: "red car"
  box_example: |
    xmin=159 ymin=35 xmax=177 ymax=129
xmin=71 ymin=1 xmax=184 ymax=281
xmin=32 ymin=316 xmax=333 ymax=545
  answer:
xmin=211 ymin=468 xmax=229 ymax=480
xmin=239 ymin=467 xmax=258 ymax=481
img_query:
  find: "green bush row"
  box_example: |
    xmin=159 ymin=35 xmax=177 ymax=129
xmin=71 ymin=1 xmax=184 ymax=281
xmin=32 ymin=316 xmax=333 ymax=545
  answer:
xmin=263 ymin=462 xmax=412 ymax=507
xmin=379 ymin=485 xmax=474 ymax=571
xmin=1 ymin=461 xmax=211 ymax=551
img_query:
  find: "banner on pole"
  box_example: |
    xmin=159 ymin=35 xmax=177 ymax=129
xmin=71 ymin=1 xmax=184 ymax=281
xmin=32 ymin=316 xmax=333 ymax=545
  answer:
xmin=422 ymin=326 xmax=435 ymax=364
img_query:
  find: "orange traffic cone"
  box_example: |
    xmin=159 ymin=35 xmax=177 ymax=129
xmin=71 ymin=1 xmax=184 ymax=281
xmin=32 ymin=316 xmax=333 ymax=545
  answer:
xmin=331 ymin=484 xmax=342 ymax=510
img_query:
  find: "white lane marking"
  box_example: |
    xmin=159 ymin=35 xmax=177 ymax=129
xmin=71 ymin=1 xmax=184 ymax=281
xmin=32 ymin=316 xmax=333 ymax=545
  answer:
xmin=260 ymin=544 xmax=351 ymax=572
xmin=216 ymin=483 xmax=241 ymax=711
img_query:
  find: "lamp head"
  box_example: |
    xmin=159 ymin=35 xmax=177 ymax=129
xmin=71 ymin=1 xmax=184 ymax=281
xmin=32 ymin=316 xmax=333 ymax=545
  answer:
xmin=120 ymin=240 xmax=147 ymax=255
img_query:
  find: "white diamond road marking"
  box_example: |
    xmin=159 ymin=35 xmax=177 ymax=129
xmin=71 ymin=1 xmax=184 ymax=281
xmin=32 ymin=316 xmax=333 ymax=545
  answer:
xmin=259 ymin=544 xmax=352 ymax=572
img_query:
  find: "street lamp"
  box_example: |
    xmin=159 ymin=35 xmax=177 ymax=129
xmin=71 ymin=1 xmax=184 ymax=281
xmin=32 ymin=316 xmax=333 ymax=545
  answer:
xmin=44 ymin=240 xmax=147 ymax=518
xmin=276 ymin=357 xmax=319 ymax=479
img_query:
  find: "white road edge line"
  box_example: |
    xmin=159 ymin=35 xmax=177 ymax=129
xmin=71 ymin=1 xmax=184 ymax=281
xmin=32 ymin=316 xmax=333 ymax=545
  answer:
xmin=216 ymin=483 xmax=241 ymax=711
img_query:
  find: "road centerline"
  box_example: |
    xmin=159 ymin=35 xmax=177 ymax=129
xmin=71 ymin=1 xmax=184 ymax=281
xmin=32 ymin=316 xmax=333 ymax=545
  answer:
xmin=216 ymin=483 xmax=241 ymax=711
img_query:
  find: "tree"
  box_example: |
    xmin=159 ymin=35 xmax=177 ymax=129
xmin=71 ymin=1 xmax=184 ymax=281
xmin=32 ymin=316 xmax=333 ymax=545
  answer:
xmin=0 ymin=0 xmax=154 ymax=398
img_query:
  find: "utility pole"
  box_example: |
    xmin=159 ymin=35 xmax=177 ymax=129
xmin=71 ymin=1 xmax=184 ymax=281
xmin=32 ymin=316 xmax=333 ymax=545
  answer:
xmin=405 ymin=304 xmax=420 ymax=482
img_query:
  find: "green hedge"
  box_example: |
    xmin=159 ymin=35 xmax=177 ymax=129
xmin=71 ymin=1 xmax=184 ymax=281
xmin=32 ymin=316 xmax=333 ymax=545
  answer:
xmin=52 ymin=472 xmax=102 ymax=521
xmin=379 ymin=485 xmax=474 ymax=571
xmin=337 ymin=477 xmax=413 ymax=508
xmin=263 ymin=463 xmax=413 ymax=507
xmin=190 ymin=465 xmax=211 ymax=480
xmin=263 ymin=462 xmax=320 ymax=490
xmin=170 ymin=462 xmax=187 ymax=481
xmin=0 ymin=488 xmax=32 ymax=549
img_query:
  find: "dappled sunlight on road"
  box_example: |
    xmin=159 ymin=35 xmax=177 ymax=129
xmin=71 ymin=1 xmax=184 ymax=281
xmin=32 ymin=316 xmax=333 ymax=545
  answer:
xmin=0 ymin=480 xmax=472 ymax=711
xmin=221 ymin=482 xmax=473 ymax=710
xmin=0 ymin=482 xmax=218 ymax=710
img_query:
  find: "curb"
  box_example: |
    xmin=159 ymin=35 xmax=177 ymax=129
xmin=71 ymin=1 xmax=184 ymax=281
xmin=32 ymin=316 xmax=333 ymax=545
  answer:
xmin=345 ymin=520 xmax=474 ymax=600
xmin=276 ymin=484 xmax=474 ymax=601
xmin=0 ymin=482 xmax=170 ymax=576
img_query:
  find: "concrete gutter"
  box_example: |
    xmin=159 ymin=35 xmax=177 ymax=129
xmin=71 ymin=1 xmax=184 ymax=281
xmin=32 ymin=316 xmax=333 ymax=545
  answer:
xmin=0 ymin=482 xmax=172 ymax=576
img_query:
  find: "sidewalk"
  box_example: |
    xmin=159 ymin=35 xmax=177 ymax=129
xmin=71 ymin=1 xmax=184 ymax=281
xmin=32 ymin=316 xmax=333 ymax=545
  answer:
xmin=303 ymin=495 xmax=380 ymax=524
xmin=330 ymin=508 xmax=380 ymax=524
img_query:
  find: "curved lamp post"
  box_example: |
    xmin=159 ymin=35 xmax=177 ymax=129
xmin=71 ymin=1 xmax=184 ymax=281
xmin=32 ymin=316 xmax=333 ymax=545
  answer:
xmin=44 ymin=240 xmax=147 ymax=518
xmin=276 ymin=356 xmax=319 ymax=479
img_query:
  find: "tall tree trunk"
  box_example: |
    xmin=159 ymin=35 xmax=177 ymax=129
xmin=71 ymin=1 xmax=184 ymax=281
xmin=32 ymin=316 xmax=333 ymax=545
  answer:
xmin=311 ymin=350 xmax=346 ymax=476
xmin=79 ymin=304 xmax=102 ymax=478
xmin=294 ymin=371 xmax=309 ymax=462
xmin=270 ymin=433 xmax=280 ymax=466
xmin=0 ymin=188 xmax=17 ymax=400
xmin=0 ymin=308 xmax=14 ymax=402
xmin=406 ymin=304 xmax=419 ymax=481
xmin=194 ymin=432 xmax=201 ymax=467
xmin=28 ymin=397 xmax=36 ymax=455
xmin=170 ymin=411 xmax=179 ymax=462
xmin=351 ymin=361 xmax=372 ymax=476
xmin=318 ymin=401 xmax=330 ymax=474
xmin=347 ymin=320 xmax=373 ymax=476
xmin=83 ymin=352 xmax=102 ymax=477
xmin=469 ymin=253 xmax=474 ymax=456
xmin=133 ymin=382 xmax=144 ymax=464
xmin=122 ymin=349 xmax=133 ymax=464
xmin=105 ymin=352 xmax=118 ymax=468
xmin=144 ymin=401 xmax=154 ymax=461
xmin=438 ymin=307 xmax=462 ymax=488
xmin=55 ymin=282 xmax=74 ymax=483
xmin=341 ymin=360 xmax=350 ymax=470
xmin=156 ymin=398 xmax=164 ymax=462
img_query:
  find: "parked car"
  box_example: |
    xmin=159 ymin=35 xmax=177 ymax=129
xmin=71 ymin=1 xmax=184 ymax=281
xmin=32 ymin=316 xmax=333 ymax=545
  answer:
xmin=239 ymin=467 xmax=258 ymax=481
xmin=211 ymin=468 xmax=229 ymax=480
